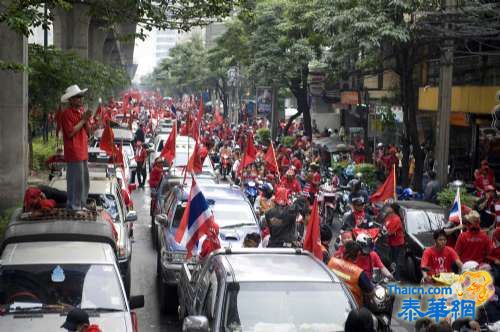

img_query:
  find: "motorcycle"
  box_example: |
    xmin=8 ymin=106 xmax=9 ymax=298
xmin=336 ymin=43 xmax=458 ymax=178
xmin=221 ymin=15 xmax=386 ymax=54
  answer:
xmin=220 ymin=154 xmax=232 ymax=179
xmin=244 ymin=180 xmax=258 ymax=205
xmin=318 ymin=183 xmax=339 ymax=226
xmin=366 ymin=270 xmax=394 ymax=332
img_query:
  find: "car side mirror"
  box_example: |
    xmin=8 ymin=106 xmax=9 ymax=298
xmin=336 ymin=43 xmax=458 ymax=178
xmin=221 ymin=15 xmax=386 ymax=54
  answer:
xmin=129 ymin=295 xmax=145 ymax=309
xmin=182 ymin=316 xmax=209 ymax=332
xmin=155 ymin=214 xmax=168 ymax=226
xmin=126 ymin=211 xmax=138 ymax=222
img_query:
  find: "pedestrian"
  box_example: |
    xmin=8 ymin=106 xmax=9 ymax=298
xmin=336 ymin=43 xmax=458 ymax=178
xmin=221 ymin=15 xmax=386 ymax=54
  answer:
xmin=134 ymin=141 xmax=147 ymax=188
xmin=60 ymin=85 xmax=91 ymax=212
xmin=134 ymin=123 xmax=145 ymax=143
xmin=424 ymin=170 xmax=440 ymax=203
xmin=384 ymin=203 xmax=405 ymax=279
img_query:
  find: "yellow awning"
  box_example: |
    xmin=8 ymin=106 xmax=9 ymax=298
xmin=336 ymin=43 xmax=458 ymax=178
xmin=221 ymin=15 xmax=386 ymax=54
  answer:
xmin=418 ymin=86 xmax=500 ymax=114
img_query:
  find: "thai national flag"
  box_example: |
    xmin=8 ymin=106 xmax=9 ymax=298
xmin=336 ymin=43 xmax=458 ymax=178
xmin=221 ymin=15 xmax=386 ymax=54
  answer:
xmin=449 ymin=187 xmax=462 ymax=225
xmin=170 ymin=105 xmax=177 ymax=117
xmin=174 ymin=175 xmax=214 ymax=258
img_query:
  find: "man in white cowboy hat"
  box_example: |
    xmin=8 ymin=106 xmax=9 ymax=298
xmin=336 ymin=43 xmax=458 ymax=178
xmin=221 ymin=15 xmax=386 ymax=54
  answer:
xmin=60 ymin=84 xmax=92 ymax=211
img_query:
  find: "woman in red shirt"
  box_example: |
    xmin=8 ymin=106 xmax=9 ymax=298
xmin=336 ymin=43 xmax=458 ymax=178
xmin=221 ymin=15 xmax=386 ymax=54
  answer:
xmin=421 ymin=229 xmax=462 ymax=283
xmin=384 ymin=203 xmax=405 ymax=280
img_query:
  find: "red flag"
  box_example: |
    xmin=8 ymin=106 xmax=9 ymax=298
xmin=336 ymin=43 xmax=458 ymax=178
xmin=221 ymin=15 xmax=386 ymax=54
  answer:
xmin=370 ymin=165 xmax=396 ymax=203
xmin=100 ymin=123 xmax=116 ymax=156
xmin=160 ymin=121 xmax=177 ymax=165
xmin=264 ymin=142 xmax=279 ymax=174
xmin=122 ymin=94 xmax=129 ymax=116
xmin=186 ymin=142 xmax=203 ymax=174
xmin=303 ymin=197 xmax=323 ymax=261
xmin=238 ymin=135 xmax=257 ymax=173
xmin=215 ymin=110 xmax=223 ymax=125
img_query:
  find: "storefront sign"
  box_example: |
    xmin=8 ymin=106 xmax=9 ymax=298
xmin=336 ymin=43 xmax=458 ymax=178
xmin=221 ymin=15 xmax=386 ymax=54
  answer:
xmin=340 ymin=91 xmax=360 ymax=105
xmin=256 ymin=87 xmax=272 ymax=114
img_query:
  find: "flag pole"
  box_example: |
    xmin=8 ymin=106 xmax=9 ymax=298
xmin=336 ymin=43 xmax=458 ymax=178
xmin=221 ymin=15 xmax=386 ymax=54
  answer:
xmin=458 ymin=186 xmax=463 ymax=233
xmin=393 ymin=163 xmax=397 ymax=200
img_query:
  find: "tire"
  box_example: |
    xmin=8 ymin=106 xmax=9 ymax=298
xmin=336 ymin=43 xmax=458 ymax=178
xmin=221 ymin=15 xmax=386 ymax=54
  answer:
xmin=159 ymin=280 xmax=178 ymax=315
xmin=405 ymin=255 xmax=418 ymax=283
xmin=124 ymin=260 xmax=132 ymax=298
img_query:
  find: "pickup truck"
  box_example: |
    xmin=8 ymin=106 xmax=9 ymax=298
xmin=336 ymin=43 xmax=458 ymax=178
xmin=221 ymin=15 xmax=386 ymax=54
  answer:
xmin=177 ymin=248 xmax=357 ymax=332
xmin=0 ymin=208 xmax=144 ymax=331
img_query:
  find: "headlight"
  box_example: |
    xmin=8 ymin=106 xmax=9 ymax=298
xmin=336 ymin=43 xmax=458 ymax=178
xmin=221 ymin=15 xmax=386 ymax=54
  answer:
xmin=375 ymin=286 xmax=386 ymax=300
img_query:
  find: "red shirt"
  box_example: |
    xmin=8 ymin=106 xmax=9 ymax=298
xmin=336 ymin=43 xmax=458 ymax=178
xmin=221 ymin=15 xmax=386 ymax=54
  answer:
xmin=134 ymin=146 xmax=147 ymax=163
xmin=385 ymin=213 xmax=405 ymax=247
xmin=61 ymin=107 xmax=88 ymax=162
xmin=354 ymin=251 xmax=385 ymax=279
xmin=292 ymin=158 xmax=302 ymax=171
xmin=455 ymin=229 xmax=492 ymax=264
xmin=149 ymin=166 xmax=163 ymax=189
xmin=280 ymin=177 xmax=302 ymax=194
xmin=421 ymin=246 xmax=459 ymax=275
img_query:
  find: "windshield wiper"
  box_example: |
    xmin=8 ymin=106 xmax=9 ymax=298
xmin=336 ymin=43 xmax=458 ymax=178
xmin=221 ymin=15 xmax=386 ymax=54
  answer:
xmin=81 ymin=307 xmax=123 ymax=312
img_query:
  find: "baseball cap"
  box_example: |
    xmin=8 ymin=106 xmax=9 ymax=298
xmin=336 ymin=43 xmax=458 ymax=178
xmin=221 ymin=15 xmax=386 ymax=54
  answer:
xmin=61 ymin=308 xmax=89 ymax=330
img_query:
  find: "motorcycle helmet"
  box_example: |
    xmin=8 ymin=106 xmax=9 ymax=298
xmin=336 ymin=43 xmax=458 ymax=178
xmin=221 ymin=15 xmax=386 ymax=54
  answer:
xmin=320 ymin=224 xmax=333 ymax=243
xmin=377 ymin=142 xmax=384 ymax=149
xmin=356 ymin=233 xmax=373 ymax=255
xmin=260 ymin=182 xmax=274 ymax=199
xmin=461 ymin=261 xmax=479 ymax=273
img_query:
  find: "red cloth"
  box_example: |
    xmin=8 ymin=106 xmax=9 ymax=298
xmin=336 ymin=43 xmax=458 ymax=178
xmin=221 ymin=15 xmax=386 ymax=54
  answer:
xmin=99 ymin=123 xmax=116 ymax=156
xmin=487 ymin=245 xmax=500 ymax=263
xmin=264 ymin=143 xmax=279 ymax=174
xmin=370 ymin=166 xmax=396 ymax=203
xmin=421 ymin=246 xmax=459 ymax=276
xmin=121 ymin=189 xmax=133 ymax=209
xmin=135 ymin=146 xmax=147 ymax=163
xmin=292 ymin=158 xmax=302 ymax=171
xmin=352 ymin=210 xmax=366 ymax=227
xmin=61 ymin=107 xmax=88 ymax=162
xmin=238 ymin=135 xmax=257 ymax=174
xmin=334 ymin=245 xmax=346 ymax=258
xmin=303 ymin=198 xmax=322 ymax=260
xmin=199 ymin=145 xmax=208 ymax=165
xmin=186 ymin=142 xmax=203 ymax=174
xmin=39 ymin=199 xmax=56 ymax=211
xmin=280 ymin=177 xmax=302 ymax=194
xmin=45 ymin=154 xmax=65 ymax=167
xmin=385 ymin=213 xmax=405 ymax=246
xmin=23 ymin=187 xmax=43 ymax=211
xmin=455 ymin=229 xmax=492 ymax=264
xmin=474 ymin=169 xmax=495 ymax=192
xmin=149 ymin=165 xmax=163 ymax=189
xmin=160 ymin=121 xmax=177 ymax=166
xmin=354 ymin=251 xmax=385 ymax=280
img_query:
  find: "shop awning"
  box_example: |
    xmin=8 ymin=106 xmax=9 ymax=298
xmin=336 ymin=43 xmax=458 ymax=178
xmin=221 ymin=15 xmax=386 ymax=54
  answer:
xmin=418 ymin=86 xmax=500 ymax=114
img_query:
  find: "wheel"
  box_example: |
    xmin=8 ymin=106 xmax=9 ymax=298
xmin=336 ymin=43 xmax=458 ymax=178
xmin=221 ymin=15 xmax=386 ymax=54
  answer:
xmin=405 ymin=255 xmax=418 ymax=282
xmin=159 ymin=280 xmax=178 ymax=315
xmin=124 ymin=260 xmax=132 ymax=297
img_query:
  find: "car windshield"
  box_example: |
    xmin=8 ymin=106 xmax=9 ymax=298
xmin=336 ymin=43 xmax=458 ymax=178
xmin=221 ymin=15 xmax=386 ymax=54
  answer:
xmin=223 ymin=282 xmax=349 ymax=332
xmin=405 ymin=210 xmax=446 ymax=235
xmin=89 ymin=194 xmax=120 ymax=223
xmin=0 ymin=264 xmax=126 ymax=313
xmin=172 ymin=202 xmax=256 ymax=228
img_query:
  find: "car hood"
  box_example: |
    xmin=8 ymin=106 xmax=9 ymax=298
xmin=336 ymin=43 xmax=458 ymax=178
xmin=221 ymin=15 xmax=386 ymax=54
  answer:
xmin=409 ymin=231 xmax=434 ymax=249
xmin=0 ymin=312 xmax=132 ymax=331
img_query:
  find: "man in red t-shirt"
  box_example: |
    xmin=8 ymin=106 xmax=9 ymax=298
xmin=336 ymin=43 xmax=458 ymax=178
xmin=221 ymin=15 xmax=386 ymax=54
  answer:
xmin=455 ymin=211 xmax=492 ymax=264
xmin=354 ymin=234 xmax=393 ymax=280
xmin=60 ymin=85 xmax=91 ymax=211
xmin=384 ymin=203 xmax=405 ymax=280
xmin=421 ymin=229 xmax=462 ymax=283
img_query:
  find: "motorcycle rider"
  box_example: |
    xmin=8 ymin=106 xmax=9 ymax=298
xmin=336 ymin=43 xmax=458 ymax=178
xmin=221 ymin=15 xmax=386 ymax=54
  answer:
xmin=355 ymin=233 xmax=394 ymax=281
xmin=421 ymin=229 xmax=462 ymax=283
xmin=348 ymin=178 xmax=369 ymax=204
xmin=341 ymin=196 xmax=370 ymax=231
xmin=254 ymin=182 xmax=274 ymax=217
xmin=304 ymin=163 xmax=321 ymax=200
xmin=320 ymin=224 xmax=333 ymax=264
xmin=263 ymin=186 xmax=297 ymax=248
xmin=328 ymin=241 xmax=374 ymax=307
xmin=219 ymin=141 xmax=232 ymax=177
xmin=474 ymin=160 xmax=496 ymax=195
xmin=280 ymin=168 xmax=302 ymax=195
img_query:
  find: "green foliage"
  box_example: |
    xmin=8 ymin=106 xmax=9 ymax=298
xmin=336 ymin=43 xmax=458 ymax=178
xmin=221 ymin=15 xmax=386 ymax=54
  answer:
xmin=354 ymin=163 xmax=378 ymax=189
xmin=437 ymin=187 xmax=477 ymax=209
xmin=256 ymin=128 xmax=271 ymax=144
xmin=0 ymin=207 xmax=19 ymax=240
xmin=28 ymin=44 xmax=128 ymax=126
xmin=32 ymin=136 xmax=58 ymax=171
xmin=280 ymin=136 xmax=295 ymax=147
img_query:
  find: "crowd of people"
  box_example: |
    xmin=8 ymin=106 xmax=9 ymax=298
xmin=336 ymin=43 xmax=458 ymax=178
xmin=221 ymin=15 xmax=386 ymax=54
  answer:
xmin=46 ymin=85 xmax=500 ymax=331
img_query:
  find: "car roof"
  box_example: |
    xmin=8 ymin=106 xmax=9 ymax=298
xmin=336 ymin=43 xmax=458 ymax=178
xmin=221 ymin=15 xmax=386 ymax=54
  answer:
xmin=397 ymin=200 xmax=444 ymax=211
xmin=217 ymin=249 xmax=337 ymax=283
xmin=1 ymin=241 xmax=116 ymax=265
xmin=177 ymin=183 xmax=245 ymax=201
xmin=50 ymin=177 xmax=115 ymax=195
xmin=94 ymin=128 xmax=133 ymax=141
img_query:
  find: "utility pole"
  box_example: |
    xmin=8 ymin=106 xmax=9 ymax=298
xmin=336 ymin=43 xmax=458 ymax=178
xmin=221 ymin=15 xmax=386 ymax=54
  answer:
xmin=270 ymin=82 xmax=278 ymax=141
xmin=435 ymin=0 xmax=456 ymax=186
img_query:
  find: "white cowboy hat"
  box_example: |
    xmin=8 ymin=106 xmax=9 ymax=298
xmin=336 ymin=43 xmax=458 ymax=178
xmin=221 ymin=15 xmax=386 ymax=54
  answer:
xmin=61 ymin=85 xmax=88 ymax=103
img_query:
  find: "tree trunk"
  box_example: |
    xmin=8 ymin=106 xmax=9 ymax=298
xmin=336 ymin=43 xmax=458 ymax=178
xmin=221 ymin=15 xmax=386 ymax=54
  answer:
xmin=398 ymin=51 xmax=425 ymax=191
xmin=287 ymin=84 xmax=312 ymax=138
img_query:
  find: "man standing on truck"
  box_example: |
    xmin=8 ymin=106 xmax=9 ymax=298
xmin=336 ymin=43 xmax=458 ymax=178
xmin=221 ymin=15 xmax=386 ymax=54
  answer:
xmin=60 ymin=85 xmax=91 ymax=212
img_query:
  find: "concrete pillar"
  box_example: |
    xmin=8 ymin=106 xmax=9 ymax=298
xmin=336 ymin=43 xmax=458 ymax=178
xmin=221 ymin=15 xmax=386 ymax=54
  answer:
xmin=52 ymin=3 xmax=91 ymax=58
xmin=88 ymin=20 xmax=108 ymax=62
xmin=0 ymin=14 xmax=29 ymax=209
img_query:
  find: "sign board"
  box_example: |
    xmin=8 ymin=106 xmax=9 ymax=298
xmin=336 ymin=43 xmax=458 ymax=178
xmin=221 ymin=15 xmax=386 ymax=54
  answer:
xmin=341 ymin=91 xmax=360 ymax=105
xmin=256 ymin=87 xmax=272 ymax=114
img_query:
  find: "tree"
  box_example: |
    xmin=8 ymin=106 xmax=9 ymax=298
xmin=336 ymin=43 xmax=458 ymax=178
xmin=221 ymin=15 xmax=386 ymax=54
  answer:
xmin=316 ymin=0 xmax=500 ymax=190
xmin=0 ymin=0 xmax=242 ymax=39
xmin=249 ymin=0 xmax=324 ymax=138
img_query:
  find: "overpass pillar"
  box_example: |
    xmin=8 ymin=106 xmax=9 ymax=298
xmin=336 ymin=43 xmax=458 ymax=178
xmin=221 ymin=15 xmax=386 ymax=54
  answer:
xmin=53 ymin=3 xmax=91 ymax=58
xmin=0 ymin=9 xmax=29 ymax=209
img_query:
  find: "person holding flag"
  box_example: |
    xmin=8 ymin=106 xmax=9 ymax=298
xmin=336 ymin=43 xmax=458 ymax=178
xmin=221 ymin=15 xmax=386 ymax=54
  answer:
xmin=175 ymin=175 xmax=218 ymax=259
xmin=303 ymin=196 xmax=323 ymax=261
xmin=443 ymin=187 xmax=468 ymax=247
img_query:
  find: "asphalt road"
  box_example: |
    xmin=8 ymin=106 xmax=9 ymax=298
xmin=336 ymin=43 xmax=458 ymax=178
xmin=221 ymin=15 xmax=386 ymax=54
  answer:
xmin=130 ymin=186 xmax=180 ymax=332
xmin=129 ymin=183 xmax=412 ymax=332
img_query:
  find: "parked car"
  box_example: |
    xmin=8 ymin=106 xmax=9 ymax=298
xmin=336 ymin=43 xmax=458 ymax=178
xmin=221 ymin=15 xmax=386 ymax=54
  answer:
xmin=375 ymin=201 xmax=447 ymax=282
xmin=155 ymin=183 xmax=260 ymax=314
xmin=48 ymin=175 xmax=137 ymax=295
xmin=0 ymin=209 xmax=144 ymax=331
xmin=178 ymin=248 xmax=356 ymax=332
